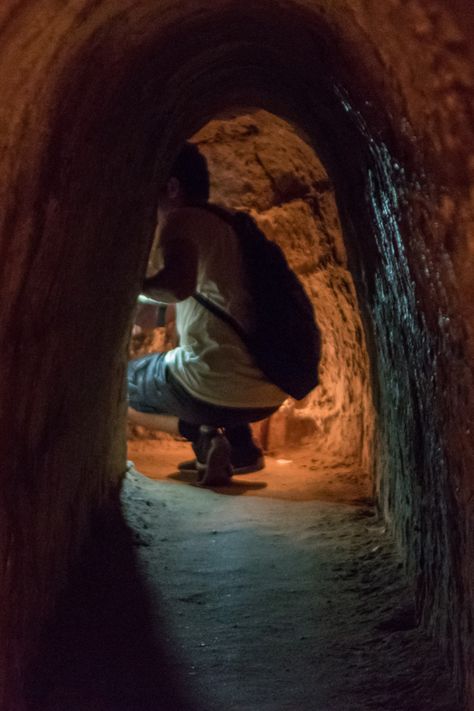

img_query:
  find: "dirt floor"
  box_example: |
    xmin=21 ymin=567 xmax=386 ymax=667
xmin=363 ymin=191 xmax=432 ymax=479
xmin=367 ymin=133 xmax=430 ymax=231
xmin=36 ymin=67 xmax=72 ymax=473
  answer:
xmin=28 ymin=440 xmax=460 ymax=710
xmin=126 ymin=438 xmax=373 ymax=504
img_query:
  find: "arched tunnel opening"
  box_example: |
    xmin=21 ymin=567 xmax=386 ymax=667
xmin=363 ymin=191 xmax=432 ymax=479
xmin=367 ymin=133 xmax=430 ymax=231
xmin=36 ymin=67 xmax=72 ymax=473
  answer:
xmin=0 ymin=2 xmax=473 ymax=710
xmin=128 ymin=109 xmax=375 ymax=503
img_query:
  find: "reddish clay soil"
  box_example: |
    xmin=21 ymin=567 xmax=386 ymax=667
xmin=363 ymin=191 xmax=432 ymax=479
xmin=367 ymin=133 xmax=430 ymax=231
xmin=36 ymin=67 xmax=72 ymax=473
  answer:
xmin=127 ymin=438 xmax=372 ymax=504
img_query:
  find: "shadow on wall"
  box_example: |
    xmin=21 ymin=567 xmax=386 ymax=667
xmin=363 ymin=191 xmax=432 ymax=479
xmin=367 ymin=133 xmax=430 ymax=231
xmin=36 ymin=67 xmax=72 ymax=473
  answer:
xmin=25 ymin=503 xmax=196 ymax=711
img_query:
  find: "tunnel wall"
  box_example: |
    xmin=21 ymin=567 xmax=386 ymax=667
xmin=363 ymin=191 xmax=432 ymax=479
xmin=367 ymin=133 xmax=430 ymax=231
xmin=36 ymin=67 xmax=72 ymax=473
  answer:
xmin=0 ymin=1 xmax=473 ymax=708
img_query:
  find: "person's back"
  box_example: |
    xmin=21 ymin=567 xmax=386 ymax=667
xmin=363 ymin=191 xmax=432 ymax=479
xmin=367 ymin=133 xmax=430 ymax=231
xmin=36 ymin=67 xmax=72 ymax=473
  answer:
xmin=128 ymin=142 xmax=285 ymax=485
xmin=160 ymin=206 xmax=286 ymax=409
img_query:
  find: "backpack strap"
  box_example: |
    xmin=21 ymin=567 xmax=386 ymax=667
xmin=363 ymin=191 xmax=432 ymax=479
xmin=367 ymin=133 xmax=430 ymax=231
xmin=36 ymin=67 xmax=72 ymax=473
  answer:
xmin=190 ymin=202 xmax=261 ymax=249
xmin=190 ymin=202 xmax=250 ymax=342
xmin=193 ymin=292 xmax=251 ymax=347
xmin=190 ymin=201 xmax=236 ymax=225
xmin=191 ymin=203 xmax=260 ymax=356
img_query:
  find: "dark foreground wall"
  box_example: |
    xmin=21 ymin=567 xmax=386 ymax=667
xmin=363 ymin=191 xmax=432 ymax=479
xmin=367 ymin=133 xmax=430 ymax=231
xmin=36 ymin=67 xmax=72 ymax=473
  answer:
xmin=0 ymin=1 xmax=472 ymax=708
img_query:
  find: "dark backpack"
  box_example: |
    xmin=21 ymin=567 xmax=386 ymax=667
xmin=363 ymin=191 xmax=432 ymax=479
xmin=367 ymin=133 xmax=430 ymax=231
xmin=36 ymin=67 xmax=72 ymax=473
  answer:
xmin=194 ymin=204 xmax=321 ymax=400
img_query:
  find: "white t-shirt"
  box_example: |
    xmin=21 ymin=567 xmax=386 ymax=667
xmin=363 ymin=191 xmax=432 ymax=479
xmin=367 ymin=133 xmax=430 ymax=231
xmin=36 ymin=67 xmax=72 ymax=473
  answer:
xmin=164 ymin=208 xmax=286 ymax=408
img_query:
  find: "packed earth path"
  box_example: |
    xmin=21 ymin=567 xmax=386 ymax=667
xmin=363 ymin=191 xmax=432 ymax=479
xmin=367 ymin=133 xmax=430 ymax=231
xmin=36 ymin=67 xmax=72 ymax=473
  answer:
xmin=30 ymin=441 xmax=459 ymax=711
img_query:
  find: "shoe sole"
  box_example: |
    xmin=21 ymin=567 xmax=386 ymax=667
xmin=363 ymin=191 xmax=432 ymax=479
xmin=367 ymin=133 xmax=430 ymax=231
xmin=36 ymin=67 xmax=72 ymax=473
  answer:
xmin=179 ymin=456 xmax=265 ymax=476
xmin=230 ymin=456 xmax=265 ymax=475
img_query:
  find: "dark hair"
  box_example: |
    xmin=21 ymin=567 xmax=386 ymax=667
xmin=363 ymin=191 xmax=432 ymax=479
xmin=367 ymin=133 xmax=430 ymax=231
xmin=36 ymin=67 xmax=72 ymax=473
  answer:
xmin=169 ymin=142 xmax=210 ymax=203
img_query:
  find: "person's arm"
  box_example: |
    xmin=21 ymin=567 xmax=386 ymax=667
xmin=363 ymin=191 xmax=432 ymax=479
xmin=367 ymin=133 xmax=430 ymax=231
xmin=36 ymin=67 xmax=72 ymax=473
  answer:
xmin=142 ymin=212 xmax=198 ymax=303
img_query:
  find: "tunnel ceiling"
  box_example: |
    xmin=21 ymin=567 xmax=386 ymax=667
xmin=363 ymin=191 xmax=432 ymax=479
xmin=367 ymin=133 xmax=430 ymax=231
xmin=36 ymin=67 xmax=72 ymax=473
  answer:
xmin=2 ymin=1 xmax=473 ymax=351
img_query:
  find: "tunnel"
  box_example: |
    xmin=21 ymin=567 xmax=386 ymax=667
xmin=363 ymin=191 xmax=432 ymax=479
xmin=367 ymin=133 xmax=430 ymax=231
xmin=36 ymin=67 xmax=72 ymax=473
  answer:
xmin=129 ymin=108 xmax=375 ymax=496
xmin=0 ymin=1 xmax=473 ymax=709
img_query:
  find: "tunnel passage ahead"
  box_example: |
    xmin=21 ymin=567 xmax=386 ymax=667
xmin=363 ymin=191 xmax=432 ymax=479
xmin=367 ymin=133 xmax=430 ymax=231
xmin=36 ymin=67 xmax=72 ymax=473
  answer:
xmin=129 ymin=109 xmax=375 ymax=494
xmin=0 ymin=1 xmax=473 ymax=708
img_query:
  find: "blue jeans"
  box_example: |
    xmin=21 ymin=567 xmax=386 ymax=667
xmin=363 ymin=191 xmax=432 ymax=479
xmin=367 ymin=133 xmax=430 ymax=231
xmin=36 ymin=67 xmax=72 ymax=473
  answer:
xmin=128 ymin=352 xmax=278 ymax=447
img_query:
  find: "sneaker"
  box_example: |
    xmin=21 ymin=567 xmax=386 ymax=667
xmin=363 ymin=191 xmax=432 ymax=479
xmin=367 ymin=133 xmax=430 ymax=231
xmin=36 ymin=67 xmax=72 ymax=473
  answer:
xmin=197 ymin=430 xmax=232 ymax=487
xmin=178 ymin=450 xmax=265 ymax=475
xmin=229 ymin=450 xmax=265 ymax=474
xmin=192 ymin=425 xmax=218 ymax=468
